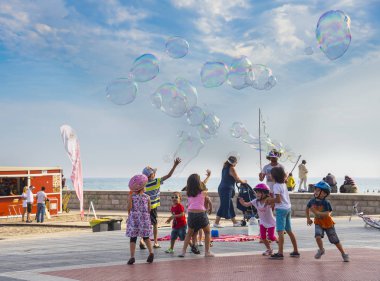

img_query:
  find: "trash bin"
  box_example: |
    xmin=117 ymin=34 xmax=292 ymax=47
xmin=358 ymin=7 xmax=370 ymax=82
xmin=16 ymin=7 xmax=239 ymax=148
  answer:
xmin=108 ymin=219 xmax=123 ymax=231
xmin=90 ymin=218 xmax=110 ymax=232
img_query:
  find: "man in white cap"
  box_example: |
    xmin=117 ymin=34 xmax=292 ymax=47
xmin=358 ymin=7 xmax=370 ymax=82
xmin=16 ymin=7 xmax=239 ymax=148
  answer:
xmin=259 ymin=149 xmax=285 ymax=193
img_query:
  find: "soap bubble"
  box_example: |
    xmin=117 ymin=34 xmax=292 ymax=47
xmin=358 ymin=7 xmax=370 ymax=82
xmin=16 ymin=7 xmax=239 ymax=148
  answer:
xmin=304 ymin=46 xmax=314 ymax=55
xmin=130 ymin=54 xmax=159 ymax=82
xmin=264 ymin=75 xmax=277 ymax=90
xmin=150 ymin=92 xmax=162 ymax=109
xmin=106 ymin=78 xmax=138 ymax=105
xmin=186 ymin=106 xmax=205 ymax=126
xmin=175 ymin=78 xmax=197 ymax=109
xmin=316 ymin=10 xmax=351 ymax=60
xmin=197 ymin=125 xmax=213 ymax=140
xmin=202 ymin=113 xmax=220 ymax=135
xmin=154 ymin=83 xmax=188 ymax=118
xmin=251 ymin=64 xmax=275 ymax=90
xmin=200 ymin=62 xmax=229 ymax=88
xmin=228 ymin=56 xmax=254 ymax=90
xmin=165 ymin=36 xmax=189 ymax=59
xmin=230 ymin=122 xmax=247 ymax=138
xmin=174 ymin=134 xmax=205 ymax=173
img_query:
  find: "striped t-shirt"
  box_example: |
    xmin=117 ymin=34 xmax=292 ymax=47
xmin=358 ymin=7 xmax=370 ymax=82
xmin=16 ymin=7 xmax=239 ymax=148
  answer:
xmin=145 ymin=178 xmax=163 ymax=209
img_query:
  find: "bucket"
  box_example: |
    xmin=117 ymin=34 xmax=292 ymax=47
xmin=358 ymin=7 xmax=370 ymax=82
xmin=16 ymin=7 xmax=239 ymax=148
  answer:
xmin=211 ymin=229 xmax=219 ymax=238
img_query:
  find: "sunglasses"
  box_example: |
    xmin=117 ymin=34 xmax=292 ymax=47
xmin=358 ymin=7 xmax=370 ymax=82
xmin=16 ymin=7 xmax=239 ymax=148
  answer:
xmin=171 ymin=196 xmax=179 ymax=199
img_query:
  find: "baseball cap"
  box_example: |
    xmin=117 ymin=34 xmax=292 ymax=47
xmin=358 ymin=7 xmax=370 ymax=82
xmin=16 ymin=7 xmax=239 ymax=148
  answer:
xmin=142 ymin=166 xmax=157 ymax=177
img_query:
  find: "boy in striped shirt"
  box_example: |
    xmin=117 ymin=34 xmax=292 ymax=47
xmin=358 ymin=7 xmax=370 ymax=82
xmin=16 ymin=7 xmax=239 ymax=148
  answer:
xmin=139 ymin=157 xmax=181 ymax=249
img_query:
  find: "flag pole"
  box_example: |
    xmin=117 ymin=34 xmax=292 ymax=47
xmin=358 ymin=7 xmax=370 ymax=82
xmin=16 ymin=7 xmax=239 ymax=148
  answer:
xmin=259 ymin=108 xmax=262 ymax=171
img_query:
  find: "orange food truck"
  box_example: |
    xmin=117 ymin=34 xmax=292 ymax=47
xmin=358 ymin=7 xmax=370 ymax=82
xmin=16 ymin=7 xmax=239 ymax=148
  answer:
xmin=0 ymin=167 xmax=63 ymax=218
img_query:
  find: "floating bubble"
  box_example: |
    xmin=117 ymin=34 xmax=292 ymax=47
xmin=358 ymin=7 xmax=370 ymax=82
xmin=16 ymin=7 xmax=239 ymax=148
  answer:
xmin=154 ymin=83 xmax=188 ymax=118
xmin=251 ymin=64 xmax=275 ymax=90
xmin=316 ymin=10 xmax=351 ymax=60
xmin=165 ymin=37 xmax=189 ymax=59
xmin=106 ymin=78 xmax=138 ymax=105
xmin=202 ymin=113 xmax=220 ymax=135
xmin=130 ymin=54 xmax=159 ymax=82
xmin=264 ymin=75 xmax=277 ymax=91
xmin=197 ymin=125 xmax=213 ymax=141
xmin=241 ymin=131 xmax=257 ymax=144
xmin=150 ymin=92 xmax=162 ymax=109
xmin=186 ymin=106 xmax=205 ymax=126
xmin=230 ymin=122 xmax=247 ymax=138
xmin=228 ymin=56 xmax=254 ymax=90
xmin=304 ymin=46 xmax=314 ymax=55
xmin=175 ymin=78 xmax=197 ymax=109
xmin=174 ymin=134 xmax=205 ymax=173
xmin=200 ymin=62 xmax=229 ymax=88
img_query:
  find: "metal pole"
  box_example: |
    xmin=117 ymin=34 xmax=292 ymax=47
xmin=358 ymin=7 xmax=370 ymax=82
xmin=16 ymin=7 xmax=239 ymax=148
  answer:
xmin=259 ymin=108 xmax=262 ymax=171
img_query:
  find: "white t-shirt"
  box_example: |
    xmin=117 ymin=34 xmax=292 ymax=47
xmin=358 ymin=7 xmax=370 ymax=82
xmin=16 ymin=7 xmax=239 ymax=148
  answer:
xmin=262 ymin=163 xmax=285 ymax=192
xmin=36 ymin=191 xmax=47 ymax=204
xmin=251 ymin=199 xmax=276 ymax=228
xmin=273 ymin=183 xmax=291 ymax=210
xmin=26 ymin=188 xmax=34 ymax=203
xmin=22 ymin=193 xmax=28 ymax=208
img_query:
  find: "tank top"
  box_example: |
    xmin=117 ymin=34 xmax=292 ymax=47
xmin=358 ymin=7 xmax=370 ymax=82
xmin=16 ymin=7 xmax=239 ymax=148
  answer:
xmin=218 ymin=165 xmax=236 ymax=191
xmin=187 ymin=192 xmax=206 ymax=211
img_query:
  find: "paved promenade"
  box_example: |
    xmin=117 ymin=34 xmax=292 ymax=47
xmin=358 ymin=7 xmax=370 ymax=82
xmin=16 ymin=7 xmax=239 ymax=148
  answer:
xmin=0 ymin=217 xmax=379 ymax=281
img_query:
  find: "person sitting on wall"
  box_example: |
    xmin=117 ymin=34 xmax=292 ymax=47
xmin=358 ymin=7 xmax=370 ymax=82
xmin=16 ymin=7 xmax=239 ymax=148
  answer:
xmin=324 ymin=173 xmax=338 ymax=193
xmin=340 ymin=176 xmax=358 ymax=193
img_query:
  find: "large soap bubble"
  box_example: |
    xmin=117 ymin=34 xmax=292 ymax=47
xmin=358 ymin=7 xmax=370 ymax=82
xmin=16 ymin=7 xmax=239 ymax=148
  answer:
xmin=106 ymin=78 xmax=138 ymax=105
xmin=130 ymin=54 xmax=159 ymax=82
xmin=173 ymin=133 xmax=205 ymax=173
xmin=316 ymin=10 xmax=351 ymax=60
xmin=165 ymin=37 xmax=189 ymax=59
xmin=200 ymin=62 xmax=229 ymax=88
xmin=186 ymin=106 xmax=205 ymax=126
xmin=154 ymin=83 xmax=188 ymax=118
xmin=251 ymin=64 xmax=276 ymax=90
xmin=230 ymin=122 xmax=247 ymax=138
xmin=228 ymin=56 xmax=254 ymax=90
xmin=175 ymin=78 xmax=197 ymax=109
xmin=202 ymin=113 xmax=220 ymax=135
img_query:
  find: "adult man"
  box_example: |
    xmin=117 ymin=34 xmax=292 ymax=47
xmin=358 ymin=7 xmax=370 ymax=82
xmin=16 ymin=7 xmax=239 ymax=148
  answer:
xmin=26 ymin=185 xmax=35 ymax=223
xmin=36 ymin=187 xmax=47 ymax=223
xmin=298 ymin=160 xmax=308 ymax=192
xmin=259 ymin=150 xmax=285 ymax=193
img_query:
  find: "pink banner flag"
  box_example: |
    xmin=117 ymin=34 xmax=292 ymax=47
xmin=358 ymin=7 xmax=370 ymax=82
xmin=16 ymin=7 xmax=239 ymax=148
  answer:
xmin=60 ymin=125 xmax=84 ymax=218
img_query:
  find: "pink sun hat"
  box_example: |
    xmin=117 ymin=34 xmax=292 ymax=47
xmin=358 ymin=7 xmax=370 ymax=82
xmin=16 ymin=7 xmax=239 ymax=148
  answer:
xmin=129 ymin=174 xmax=148 ymax=192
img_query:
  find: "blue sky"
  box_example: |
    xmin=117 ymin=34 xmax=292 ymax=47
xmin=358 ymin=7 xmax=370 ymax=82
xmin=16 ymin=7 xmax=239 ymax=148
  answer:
xmin=1 ymin=0 xmax=380 ymax=179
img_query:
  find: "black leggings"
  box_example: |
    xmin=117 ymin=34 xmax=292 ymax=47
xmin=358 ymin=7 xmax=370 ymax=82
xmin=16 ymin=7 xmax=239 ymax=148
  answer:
xmin=130 ymin=237 xmax=149 ymax=243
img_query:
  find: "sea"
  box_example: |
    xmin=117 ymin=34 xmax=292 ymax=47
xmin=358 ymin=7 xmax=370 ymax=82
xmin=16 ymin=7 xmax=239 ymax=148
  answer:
xmin=68 ymin=177 xmax=380 ymax=194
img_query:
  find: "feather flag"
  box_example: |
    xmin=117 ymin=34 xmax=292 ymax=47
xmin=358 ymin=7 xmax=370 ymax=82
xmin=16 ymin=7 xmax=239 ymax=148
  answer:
xmin=60 ymin=125 xmax=84 ymax=218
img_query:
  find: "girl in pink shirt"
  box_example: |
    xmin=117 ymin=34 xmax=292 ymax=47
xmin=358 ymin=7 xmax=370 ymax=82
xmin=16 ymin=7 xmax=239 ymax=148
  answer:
xmin=239 ymin=183 xmax=276 ymax=256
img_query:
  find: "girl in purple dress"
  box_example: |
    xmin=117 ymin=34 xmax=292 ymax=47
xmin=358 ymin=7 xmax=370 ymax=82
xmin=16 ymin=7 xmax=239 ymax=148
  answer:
xmin=126 ymin=174 xmax=154 ymax=265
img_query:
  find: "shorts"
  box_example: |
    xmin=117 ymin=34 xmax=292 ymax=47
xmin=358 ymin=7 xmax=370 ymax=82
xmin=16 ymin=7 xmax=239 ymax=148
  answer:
xmin=260 ymin=225 xmax=276 ymax=241
xmin=171 ymin=226 xmax=187 ymax=241
xmin=188 ymin=212 xmax=209 ymax=232
xmin=275 ymin=208 xmax=292 ymax=232
xmin=27 ymin=203 xmax=32 ymax=213
xmin=150 ymin=208 xmax=158 ymax=225
xmin=315 ymin=225 xmax=340 ymax=244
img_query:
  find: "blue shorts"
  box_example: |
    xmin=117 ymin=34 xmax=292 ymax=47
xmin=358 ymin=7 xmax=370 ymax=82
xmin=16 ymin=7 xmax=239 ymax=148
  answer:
xmin=171 ymin=226 xmax=187 ymax=241
xmin=275 ymin=208 xmax=292 ymax=232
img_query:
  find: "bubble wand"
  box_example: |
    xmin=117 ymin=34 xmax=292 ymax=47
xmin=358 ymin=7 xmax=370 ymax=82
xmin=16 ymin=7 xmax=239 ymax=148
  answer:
xmin=290 ymin=155 xmax=302 ymax=174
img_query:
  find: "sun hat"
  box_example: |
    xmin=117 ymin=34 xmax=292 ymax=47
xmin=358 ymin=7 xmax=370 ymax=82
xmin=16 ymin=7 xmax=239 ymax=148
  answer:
xmin=129 ymin=174 xmax=148 ymax=192
xmin=314 ymin=181 xmax=331 ymax=195
xmin=142 ymin=166 xmax=157 ymax=177
xmin=266 ymin=149 xmax=281 ymax=160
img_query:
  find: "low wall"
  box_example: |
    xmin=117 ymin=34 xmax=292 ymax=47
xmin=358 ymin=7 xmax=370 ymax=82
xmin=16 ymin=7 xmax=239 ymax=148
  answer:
xmin=67 ymin=190 xmax=380 ymax=217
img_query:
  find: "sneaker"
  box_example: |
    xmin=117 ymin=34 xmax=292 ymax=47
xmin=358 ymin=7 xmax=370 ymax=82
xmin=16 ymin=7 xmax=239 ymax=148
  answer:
xmin=198 ymin=241 xmax=204 ymax=247
xmin=233 ymin=223 xmax=242 ymax=227
xmin=127 ymin=257 xmax=135 ymax=265
xmin=289 ymin=251 xmax=300 ymax=258
xmin=342 ymin=253 xmax=350 ymax=262
xmin=314 ymin=248 xmax=325 ymax=259
xmin=165 ymin=248 xmax=174 ymax=254
xmin=213 ymin=223 xmax=224 ymax=228
xmin=269 ymin=253 xmax=284 ymax=260
xmin=191 ymin=245 xmax=201 ymax=254
xmin=178 ymin=253 xmax=186 ymax=258
xmin=262 ymin=249 xmax=273 ymax=256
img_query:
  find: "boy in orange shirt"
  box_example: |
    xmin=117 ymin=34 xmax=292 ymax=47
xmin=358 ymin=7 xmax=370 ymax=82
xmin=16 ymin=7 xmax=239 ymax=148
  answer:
xmin=306 ymin=181 xmax=349 ymax=262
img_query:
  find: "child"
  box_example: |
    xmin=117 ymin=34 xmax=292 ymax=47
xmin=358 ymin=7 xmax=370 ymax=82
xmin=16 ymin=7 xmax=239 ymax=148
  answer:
xmin=306 ymin=181 xmax=349 ymax=262
xmin=265 ymin=166 xmax=300 ymax=260
xmin=239 ymin=183 xmax=276 ymax=255
xmin=140 ymin=157 xmax=181 ymax=249
xmin=179 ymin=174 xmax=214 ymax=258
xmin=126 ymin=174 xmax=154 ymax=265
xmin=286 ymin=173 xmax=296 ymax=192
xmin=165 ymin=192 xmax=187 ymax=254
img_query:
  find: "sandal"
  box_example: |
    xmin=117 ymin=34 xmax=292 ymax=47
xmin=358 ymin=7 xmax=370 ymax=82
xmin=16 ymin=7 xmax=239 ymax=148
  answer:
xmin=127 ymin=258 xmax=135 ymax=265
xmin=139 ymin=243 xmax=147 ymax=250
xmin=153 ymin=244 xmax=161 ymax=249
xmin=269 ymin=253 xmax=284 ymax=260
xmin=146 ymin=253 xmax=154 ymax=263
xmin=191 ymin=245 xmax=200 ymax=255
xmin=289 ymin=251 xmax=300 ymax=258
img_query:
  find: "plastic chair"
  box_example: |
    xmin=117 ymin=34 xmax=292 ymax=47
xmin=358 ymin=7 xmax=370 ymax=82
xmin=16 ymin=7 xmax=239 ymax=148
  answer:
xmin=8 ymin=199 xmax=21 ymax=217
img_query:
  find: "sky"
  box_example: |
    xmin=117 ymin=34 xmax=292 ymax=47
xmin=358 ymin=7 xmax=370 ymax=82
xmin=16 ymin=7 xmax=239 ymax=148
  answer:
xmin=1 ymin=0 xmax=380 ymax=179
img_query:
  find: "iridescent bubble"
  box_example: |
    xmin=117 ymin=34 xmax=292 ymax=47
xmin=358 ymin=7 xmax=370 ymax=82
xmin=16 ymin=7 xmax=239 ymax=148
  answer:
xmin=106 ymin=78 xmax=137 ymax=105
xmin=165 ymin=36 xmax=189 ymax=59
xmin=200 ymin=62 xmax=229 ymax=88
xmin=130 ymin=54 xmax=159 ymax=82
xmin=186 ymin=106 xmax=205 ymax=126
xmin=150 ymin=92 xmax=162 ymax=109
xmin=316 ymin=10 xmax=351 ymax=60
xmin=228 ymin=56 xmax=254 ymax=90
xmin=175 ymin=78 xmax=197 ymax=109
xmin=304 ymin=46 xmax=314 ymax=55
xmin=240 ymin=129 xmax=256 ymax=144
xmin=154 ymin=83 xmax=188 ymax=118
xmin=264 ymin=75 xmax=277 ymax=91
xmin=174 ymin=134 xmax=205 ymax=173
xmin=251 ymin=64 xmax=275 ymax=90
xmin=202 ymin=113 xmax=220 ymax=135
xmin=197 ymin=125 xmax=213 ymax=141
xmin=230 ymin=122 xmax=247 ymax=138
